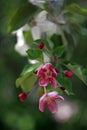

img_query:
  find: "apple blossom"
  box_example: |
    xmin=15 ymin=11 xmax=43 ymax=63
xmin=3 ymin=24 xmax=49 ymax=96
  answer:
xmin=39 ymin=91 xmax=64 ymax=113
xmin=14 ymin=24 xmax=29 ymax=56
xmin=31 ymin=10 xmax=58 ymax=40
xmin=37 ymin=63 xmax=58 ymax=87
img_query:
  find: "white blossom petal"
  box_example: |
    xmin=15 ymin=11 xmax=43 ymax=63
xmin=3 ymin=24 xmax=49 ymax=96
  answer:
xmin=14 ymin=25 xmax=29 ymax=56
xmin=15 ymin=42 xmax=28 ymax=56
xmin=38 ymin=20 xmax=58 ymax=36
xmin=31 ymin=26 xmax=41 ymax=40
xmin=35 ymin=10 xmax=48 ymax=23
xmin=28 ymin=0 xmax=45 ymax=8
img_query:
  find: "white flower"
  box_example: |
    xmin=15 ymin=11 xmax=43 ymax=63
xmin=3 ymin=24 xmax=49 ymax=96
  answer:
xmin=31 ymin=10 xmax=58 ymax=40
xmin=14 ymin=24 xmax=29 ymax=56
xmin=28 ymin=0 xmax=45 ymax=8
xmin=31 ymin=26 xmax=41 ymax=40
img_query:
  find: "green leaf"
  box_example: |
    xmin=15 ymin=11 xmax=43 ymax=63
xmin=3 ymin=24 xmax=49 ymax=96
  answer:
xmin=57 ymin=73 xmax=73 ymax=95
xmin=27 ymin=49 xmax=43 ymax=60
xmin=66 ymin=63 xmax=87 ymax=85
xmin=66 ymin=13 xmax=87 ymax=36
xmin=66 ymin=12 xmax=86 ymax=24
xmin=50 ymin=34 xmax=63 ymax=47
xmin=0 ymin=0 xmax=27 ymax=34
xmin=53 ymin=45 xmax=65 ymax=57
xmin=8 ymin=2 xmax=38 ymax=32
xmin=82 ymin=69 xmax=87 ymax=85
xmin=16 ymin=73 xmax=37 ymax=92
xmin=21 ymin=63 xmax=41 ymax=76
xmin=79 ymin=27 xmax=87 ymax=36
xmin=63 ymin=31 xmax=75 ymax=60
xmin=67 ymin=4 xmax=87 ymax=17
xmin=16 ymin=62 xmax=41 ymax=91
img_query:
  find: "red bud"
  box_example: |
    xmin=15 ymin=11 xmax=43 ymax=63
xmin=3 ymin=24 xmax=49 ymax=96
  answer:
xmin=65 ymin=71 xmax=73 ymax=78
xmin=38 ymin=42 xmax=44 ymax=49
xmin=18 ymin=93 xmax=27 ymax=102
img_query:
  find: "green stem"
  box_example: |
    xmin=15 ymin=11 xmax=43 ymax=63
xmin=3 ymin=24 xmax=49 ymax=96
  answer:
xmin=44 ymin=87 xmax=47 ymax=94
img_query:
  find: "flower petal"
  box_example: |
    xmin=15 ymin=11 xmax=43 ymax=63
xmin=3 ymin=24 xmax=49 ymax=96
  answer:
xmin=35 ymin=10 xmax=48 ymax=23
xmin=37 ymin=68 xmax=46 ymax=78
xmin=39 ymin=94 xmax=47 ymax=112
xmin=39 ymin=78 xmax=49 ymax=87
xmin=48 ymin=100 xmax=58 ymax=113
xmin=51 ymin=77 xmax=57 ymax=88
xmin=48 ymin=91 xmax=59 ymax=97
xmin=31 ymin=26 xmax=41 ymax=40
xmin=55 ymin=95 xmax=64 ymax=100
xmin=44 ymin=63 xmax=52 ymax=69
xmin=48 ymin=91 xmax=64 ymax=100
xmin=50 ymin=68 xmax=57 ymax=77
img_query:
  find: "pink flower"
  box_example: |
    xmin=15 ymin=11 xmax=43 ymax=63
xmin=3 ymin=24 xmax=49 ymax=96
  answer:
xmin=37 ymin=63 xmax=58 ymax=87
xmin=39 ymin=91 xmax=64 ymax=113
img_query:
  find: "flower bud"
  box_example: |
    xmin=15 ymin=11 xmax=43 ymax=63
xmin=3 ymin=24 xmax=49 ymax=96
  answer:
xmin=34 ymin=70 xmax=38 ymax=74
xmin=38 ymin=42 xmax=44 ymax=49
xmin=65 ymin=71 xmax=73 ymax=78
xmin=18 ymin=92 xmax=27 ymax=102
xmin=55 ymin=68 xmax=60 ymax=73
xmin=60 ymin=86 xmax=65 ymax=91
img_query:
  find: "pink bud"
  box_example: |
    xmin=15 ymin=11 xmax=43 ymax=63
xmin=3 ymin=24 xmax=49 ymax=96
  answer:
xmin=38 ymin=42 xmax=44 ymax=49
xmin=18 ymin=92 xmax=27 ymax=102
xmin=65 ymin=71 xmax=73 ymax=78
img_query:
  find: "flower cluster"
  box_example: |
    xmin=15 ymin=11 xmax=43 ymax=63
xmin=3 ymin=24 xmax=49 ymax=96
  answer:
xmin=18 ymin=61 xmax=74 ymax=113
xmin=18 ymin=62 xmax=74 ymax=113
xmin=36 ymin=63 xmax=64 ymax=113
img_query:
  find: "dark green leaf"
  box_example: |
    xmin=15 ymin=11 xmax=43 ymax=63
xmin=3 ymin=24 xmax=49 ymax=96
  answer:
xmin=66 ymin=12 xmax=86 ymax=24
xmin=82 ymin=69 xmax=87 ymax=85
xmin=63 ymin=31 xmax=75 ymax=60
xmin=8 ymin=2 xmax=38 ymax=32
xmin=27 ymin=49 xmax=43 ymax=60
xmin=50 ymin=34 xmax=63 ymax=48
xmin=66 ymin=13 xmax=87 ymax=36
xmin=79 ymin=27 xmax=87 ymax=36
xmin=57 ymin=73 xmax=73 ymax=95
xmin=53 ymin=45 xmax=65 ymax=57
xmin=0 ymin=0 xmax=27 ymax=34
xmin=67 ymin=4 xmax=87 ymax=17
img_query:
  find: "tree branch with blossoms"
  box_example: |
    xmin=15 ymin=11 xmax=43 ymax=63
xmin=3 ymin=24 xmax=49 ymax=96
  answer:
xmin=8 ymin=0 xmax=87 ymax=113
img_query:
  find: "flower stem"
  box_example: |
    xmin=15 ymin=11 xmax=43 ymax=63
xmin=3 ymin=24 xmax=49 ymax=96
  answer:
xmin=44 ymin=87 xmax=47 ymax=94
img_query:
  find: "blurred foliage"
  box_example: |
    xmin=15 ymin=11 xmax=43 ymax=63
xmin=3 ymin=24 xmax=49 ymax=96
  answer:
xmin=0 ymin=0 xmax=87 ymax=130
